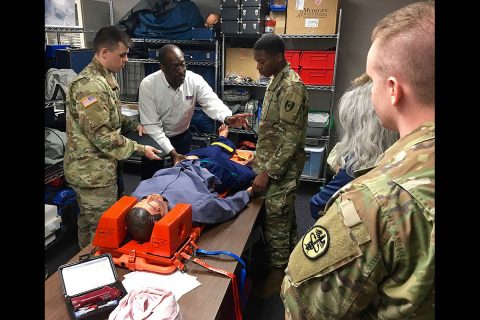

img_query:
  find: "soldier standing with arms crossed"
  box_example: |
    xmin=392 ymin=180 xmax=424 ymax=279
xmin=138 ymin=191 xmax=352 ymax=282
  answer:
xmin=281 ymin=2 xmax=435 ymax=318
xmin=251 ymin=33 xmax=309 ymax=298
xmin=64 ymin=26 xmax=161 ymax=249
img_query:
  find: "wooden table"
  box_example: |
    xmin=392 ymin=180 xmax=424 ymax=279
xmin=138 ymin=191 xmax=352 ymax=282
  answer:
xmin=45 ymin=197 xmax=264 ymax=320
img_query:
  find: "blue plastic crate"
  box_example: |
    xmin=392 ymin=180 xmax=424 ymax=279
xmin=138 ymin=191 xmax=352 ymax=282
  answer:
xmin=188 ymin=65 xmax=216 ymax=91
xmin=56 ymin=48 xmax=94 ymax=74
xmin=147 ymin=48 xmax=160 ymax=59
xmin=270 ymin=0 xmax=287 ymax=12
xmin=192 ymin=27 xmax=216 ymax=40
xmin=184 ymin=50 xmax=216 ymax=62
xmin=45 ymin=45 xmax=71 ymax=58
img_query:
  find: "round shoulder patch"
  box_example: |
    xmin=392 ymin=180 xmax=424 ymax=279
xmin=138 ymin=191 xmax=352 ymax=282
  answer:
xmin=302 ymin=226 xmax=329 ymax=260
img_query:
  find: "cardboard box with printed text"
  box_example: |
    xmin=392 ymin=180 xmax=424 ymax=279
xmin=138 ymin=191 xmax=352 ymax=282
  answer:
xmin=286 ymin=0 xmax=339 ymax=35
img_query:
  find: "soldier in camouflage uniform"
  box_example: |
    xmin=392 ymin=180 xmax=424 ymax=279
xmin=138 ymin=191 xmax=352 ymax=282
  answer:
xmin=281 ymin=2 xmax=435 ymax=318
xmin=64 ymin=26 xmax=161 ymax=249
xmin=251 ymin=34 xmax=309 ymax=298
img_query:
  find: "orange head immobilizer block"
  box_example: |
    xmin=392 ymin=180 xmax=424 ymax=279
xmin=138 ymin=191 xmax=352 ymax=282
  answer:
xmin=93 ymin=196 xmax=202 ymax=274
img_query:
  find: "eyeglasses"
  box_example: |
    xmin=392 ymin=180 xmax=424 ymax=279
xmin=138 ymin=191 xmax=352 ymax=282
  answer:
xmin=166 ymin=61 xmax=187 ymax=71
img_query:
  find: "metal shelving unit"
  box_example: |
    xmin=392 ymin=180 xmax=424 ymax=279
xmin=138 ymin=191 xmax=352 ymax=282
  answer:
xmin=128 ymin=58 xmax=215 ymax=67
xmin=132 ymin=38 xmax=216 ymax=45
xmin=223 ymin=79 xmax=333 ymax=91
xmin=220 ymin=9 xmax=343 ymax=184
xmin=127 ymin=38 xmax=220 ymax=93
xmin=118 ymin=38 xmax=222 ymax=163
xmin=121 ymin=38 xmax=221 ymax=138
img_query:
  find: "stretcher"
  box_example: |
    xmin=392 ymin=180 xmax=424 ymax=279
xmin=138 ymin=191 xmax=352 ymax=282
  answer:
xmin=91 ymin=149 xmax=254 ymax=274
xmin=91 ymin=150 xmax=253 ymax=320
xmin=92 ymin=196 xmax=200 ymax=274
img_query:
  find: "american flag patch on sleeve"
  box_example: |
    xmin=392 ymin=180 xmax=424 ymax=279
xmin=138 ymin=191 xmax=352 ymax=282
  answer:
xmin=80 ymin=95 xmax=98 ymax=108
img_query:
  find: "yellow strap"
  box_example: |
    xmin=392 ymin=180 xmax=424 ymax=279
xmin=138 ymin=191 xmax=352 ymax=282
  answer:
xmin=211 ymin=142 xmax=234 ymax=153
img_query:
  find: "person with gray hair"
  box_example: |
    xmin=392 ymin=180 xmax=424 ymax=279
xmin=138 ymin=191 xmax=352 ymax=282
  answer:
xmin=309 ymin=73 xmax=399 ymax=219
xmin=282 ymin=2 xmax=435 ymax=318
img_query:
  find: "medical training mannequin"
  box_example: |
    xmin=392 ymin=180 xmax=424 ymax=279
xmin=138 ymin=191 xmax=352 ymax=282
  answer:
xmin=125 ymin=194 xmax=168 ymax=242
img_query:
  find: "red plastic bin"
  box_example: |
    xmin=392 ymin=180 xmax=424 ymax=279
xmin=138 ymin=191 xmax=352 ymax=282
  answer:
xmin=299 ymin=68 xmax=334 ymax=85
xmin=284 ymin=50 xmax=301 ymax=69
xmin=292 ymin=67 xmax=300 ymax=74
xmin=299 ymin=51 xmax=336 ymax=69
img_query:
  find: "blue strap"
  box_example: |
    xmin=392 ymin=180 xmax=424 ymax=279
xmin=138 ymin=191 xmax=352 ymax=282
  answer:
xmin=195 ymin=248 xmax=246 ymax=300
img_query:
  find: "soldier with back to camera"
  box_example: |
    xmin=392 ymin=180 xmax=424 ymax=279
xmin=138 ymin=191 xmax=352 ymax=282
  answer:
xmin=281 ymin=2 xmax=435 ymax=318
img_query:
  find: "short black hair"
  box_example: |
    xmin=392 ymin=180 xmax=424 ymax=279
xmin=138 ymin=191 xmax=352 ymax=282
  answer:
xmin=125 ymin=207 xmax=162 ymax=242
xmin=93 ymin=25 xmax=132 ymax=54
xmin=158 ymin=44 xmax=183 ymax=65
xmin=253 ymin=33 xmax=285 ymax=55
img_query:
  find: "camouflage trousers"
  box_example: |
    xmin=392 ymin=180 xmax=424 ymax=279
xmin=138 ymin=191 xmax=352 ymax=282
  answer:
xmin=71 ymin=184 xmax=117 ymax=249
xmin=263 ymin=177 xmax=300 ymax=267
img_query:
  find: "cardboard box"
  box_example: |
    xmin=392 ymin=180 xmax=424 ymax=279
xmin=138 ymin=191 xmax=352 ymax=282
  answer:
xmin=271 ymin=11 xmax=286 ymax=34
xmin=286 ymin=0 xmax=339 ymax=35
xmin=225 ymin=48 xmax=259 ymax=80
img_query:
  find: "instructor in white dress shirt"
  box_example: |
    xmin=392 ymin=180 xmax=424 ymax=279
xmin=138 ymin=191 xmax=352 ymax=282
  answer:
xmin=138 ymin=44 xmax=252 ymax=180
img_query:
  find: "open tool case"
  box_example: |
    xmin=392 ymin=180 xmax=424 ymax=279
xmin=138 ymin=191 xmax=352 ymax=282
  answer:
xmin=58 ymin=253 xmax=127 ymax=320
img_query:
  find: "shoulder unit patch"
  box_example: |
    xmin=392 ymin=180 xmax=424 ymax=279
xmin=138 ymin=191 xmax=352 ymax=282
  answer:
xmin=80 ymin=95 xmax=98 ymax=108
xmin=284 ymin=100 xmax=295 ymax=112
xmin=302 ymin=225 xmax=329 ymax=259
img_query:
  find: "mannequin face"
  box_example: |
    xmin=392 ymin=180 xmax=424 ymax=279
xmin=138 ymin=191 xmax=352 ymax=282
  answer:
xmin=134 ymin=194 xmax=169 ymax=218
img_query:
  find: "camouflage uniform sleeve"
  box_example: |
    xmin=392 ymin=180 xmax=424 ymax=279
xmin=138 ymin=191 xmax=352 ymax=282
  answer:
xmin=120 ymin=114 xmax=141 ymax=133
xmin=281 ymin=186 xmax=382 ymax=319
xmin=263 ymin=82 xmax=307 ymax=178
xmin=282 ymin=180 xmax=435 ymax=319
xmin=73 ymin=80 xmax=144 ymax=159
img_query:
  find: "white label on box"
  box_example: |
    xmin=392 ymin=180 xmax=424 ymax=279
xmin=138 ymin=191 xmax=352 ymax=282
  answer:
xmin=305 ymin=18 xmax=319 ymax=28
xmin=295 ymin=0 xmax=304 ymax=10
xmin=62 ymin=256 xmax=116 ymax=296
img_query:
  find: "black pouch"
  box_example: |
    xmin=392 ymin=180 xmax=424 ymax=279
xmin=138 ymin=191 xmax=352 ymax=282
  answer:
xmin=59 ymin=253 xmax=127 ymax=320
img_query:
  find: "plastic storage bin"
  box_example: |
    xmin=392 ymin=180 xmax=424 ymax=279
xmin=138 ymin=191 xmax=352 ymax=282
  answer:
xmin=302 ymin=145 xmax=326 ymax=178
xmin=285 ymin=50 xmax=301 ymax=69
xmin=188 ymin=65 xmax=216 ymax=91
xmin=45 ymin=44 xmax=71 ymax=58
xmin=56 ymin=48 xmax=94 ymax=74
xmin=299 ymin=68 xmax=334 ymax=85
xmin=306 ymin=112 xmax=330 ymax=137
xmin=221 ymin=20 xmax=240 ymax=34
xmin=183 ymin=50 xmax=216 ymax=62
xmin=299 ymin=51 xmax=336 ymax=69
xmin=192 ymin=27 xmax=216 ymax=40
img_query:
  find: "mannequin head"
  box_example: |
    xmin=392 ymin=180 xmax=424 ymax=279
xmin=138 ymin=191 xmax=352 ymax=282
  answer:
xmin=125 ymin=194 xmax=169 ymax=242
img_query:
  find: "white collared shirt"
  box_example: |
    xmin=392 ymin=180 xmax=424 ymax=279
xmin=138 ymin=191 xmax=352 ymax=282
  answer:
xmin=138 ymin=70 xmax=232 ymax=154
